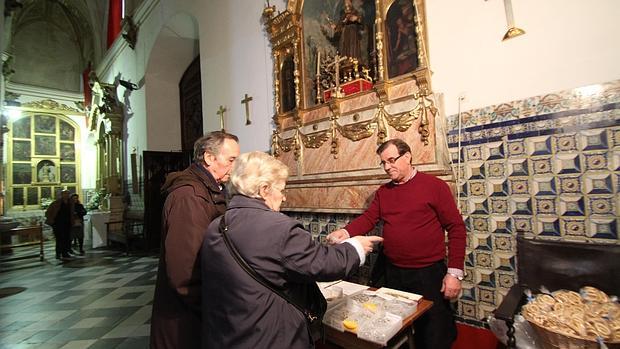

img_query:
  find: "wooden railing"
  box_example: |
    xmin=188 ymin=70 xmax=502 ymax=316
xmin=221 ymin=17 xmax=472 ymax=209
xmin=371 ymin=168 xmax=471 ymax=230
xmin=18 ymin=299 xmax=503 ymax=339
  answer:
xmin=0 ymin=224 xmax=44 ymax=263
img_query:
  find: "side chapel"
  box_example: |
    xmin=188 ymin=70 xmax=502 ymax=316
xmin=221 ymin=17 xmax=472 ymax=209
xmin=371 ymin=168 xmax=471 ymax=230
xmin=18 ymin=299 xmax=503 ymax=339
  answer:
xmin=0 ymin=0 xmax=618 ymax=334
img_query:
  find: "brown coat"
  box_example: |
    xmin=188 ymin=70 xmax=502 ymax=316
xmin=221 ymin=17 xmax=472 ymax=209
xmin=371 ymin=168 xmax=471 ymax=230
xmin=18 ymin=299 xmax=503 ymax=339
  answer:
xmin=150 ymin=163 xmax=226 ymax=349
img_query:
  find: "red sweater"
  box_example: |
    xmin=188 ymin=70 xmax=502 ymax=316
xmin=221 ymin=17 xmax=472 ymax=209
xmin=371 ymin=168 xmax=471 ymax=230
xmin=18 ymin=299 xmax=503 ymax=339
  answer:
xmin=345 ymin=172 xmax=466 ymax=269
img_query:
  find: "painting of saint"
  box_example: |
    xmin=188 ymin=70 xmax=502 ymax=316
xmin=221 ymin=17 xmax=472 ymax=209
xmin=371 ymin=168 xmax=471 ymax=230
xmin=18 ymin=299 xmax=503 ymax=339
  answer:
xmin=41 ymin=187 xmax=52 ymax=199
xmin=27 ymin=187 xmax=38 ymax=205
xmin=13 ymin=188 xmax=24 ymax=206
xmin=280 ymin=55 xmax=296 ymax=113
xmin=60 ymin=143 xmax=75 ymax=161
xmin=13 ymin=140 xmax=31 ymax=161
xmin=60 ymin=121 xmax=75 ymax=141
xmin=386 ymin=0 xmax=419 ymax=78
xmin=35 ymin=135 xmax=56 ymax=156
xmin=13 ymin=163 xmax=32 ymax=184
xmin=12 ymin=117 xmax=31 ymax=138
xmin=34 ymin=115 xmax=56 ymax=134
xmin=61 ymin=164 xmax=76 ymax=183
xmin=302 ymin=0 xmax=376 ymax=106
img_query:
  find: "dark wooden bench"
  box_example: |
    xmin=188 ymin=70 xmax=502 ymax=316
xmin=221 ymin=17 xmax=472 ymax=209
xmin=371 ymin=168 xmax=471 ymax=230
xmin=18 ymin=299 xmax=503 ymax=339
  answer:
xmin=0 ymin=224 xmax=44 ymax=263
xmin=494 ymin=234 xmax=619 ymax=348
xmin=106 ymin=210 xmax=145 ymax=255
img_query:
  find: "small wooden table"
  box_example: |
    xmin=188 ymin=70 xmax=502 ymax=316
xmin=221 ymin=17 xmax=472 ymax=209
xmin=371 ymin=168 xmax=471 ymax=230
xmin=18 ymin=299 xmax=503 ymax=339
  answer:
xmin=322 ymin=298 xmax=433 ymax=349
xmin=0 ymin=224 xmax=44 ymax=263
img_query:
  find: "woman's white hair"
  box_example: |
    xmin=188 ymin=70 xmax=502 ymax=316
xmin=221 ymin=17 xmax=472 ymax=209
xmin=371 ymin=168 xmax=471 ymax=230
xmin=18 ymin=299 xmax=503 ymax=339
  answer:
xmin=229 ymin=151 xmax=289 ymax=198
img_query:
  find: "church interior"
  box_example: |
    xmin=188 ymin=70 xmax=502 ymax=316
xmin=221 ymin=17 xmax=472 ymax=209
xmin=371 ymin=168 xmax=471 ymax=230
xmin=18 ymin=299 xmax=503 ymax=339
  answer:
xmin=0 ymin=0 xmax=619 ymax=348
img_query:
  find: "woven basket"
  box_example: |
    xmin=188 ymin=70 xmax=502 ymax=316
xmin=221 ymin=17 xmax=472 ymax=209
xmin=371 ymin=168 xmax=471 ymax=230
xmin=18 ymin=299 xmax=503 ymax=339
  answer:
xmin=527 ymin=320 xmax=620 ymax=349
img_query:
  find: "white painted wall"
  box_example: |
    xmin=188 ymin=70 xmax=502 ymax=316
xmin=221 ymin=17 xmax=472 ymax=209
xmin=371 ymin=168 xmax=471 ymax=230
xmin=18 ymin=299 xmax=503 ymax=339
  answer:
xmin=199 ymin=0 xmax=284 ymax=153
xmin=99 ymin=0 xmax=620 ymax=182
xmin=427 ymin=0 xmax=620 ymax=116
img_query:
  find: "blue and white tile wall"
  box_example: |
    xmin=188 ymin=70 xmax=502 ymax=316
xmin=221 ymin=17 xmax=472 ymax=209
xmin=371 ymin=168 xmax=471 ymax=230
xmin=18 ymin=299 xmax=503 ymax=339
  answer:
xmin=446 ymin=80 xmax=620 ymax=325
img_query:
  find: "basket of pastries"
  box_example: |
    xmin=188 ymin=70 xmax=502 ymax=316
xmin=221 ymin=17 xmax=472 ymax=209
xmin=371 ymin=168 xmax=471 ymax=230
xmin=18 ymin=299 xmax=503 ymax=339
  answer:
xmin=521 ymin=286 xmax=620 ymax=349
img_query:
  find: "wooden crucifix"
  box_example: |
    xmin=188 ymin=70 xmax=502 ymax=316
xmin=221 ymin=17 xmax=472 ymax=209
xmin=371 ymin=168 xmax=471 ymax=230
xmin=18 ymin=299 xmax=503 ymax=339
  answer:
xmin=217 ymin=105 xmax=227 ymax=131
xmin=241 ymin=93 xmax=253 ymax=125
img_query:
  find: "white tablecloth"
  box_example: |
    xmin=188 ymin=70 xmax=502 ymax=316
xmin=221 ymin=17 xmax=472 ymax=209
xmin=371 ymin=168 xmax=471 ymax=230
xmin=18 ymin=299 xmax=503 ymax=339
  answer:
xmin=86 ymin=211 xmax=110 ymax=248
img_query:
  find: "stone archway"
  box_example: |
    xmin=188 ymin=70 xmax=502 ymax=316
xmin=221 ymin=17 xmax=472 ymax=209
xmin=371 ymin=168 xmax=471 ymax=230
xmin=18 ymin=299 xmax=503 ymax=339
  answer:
xmin=143 ymin=12 xmax=200 ymax=152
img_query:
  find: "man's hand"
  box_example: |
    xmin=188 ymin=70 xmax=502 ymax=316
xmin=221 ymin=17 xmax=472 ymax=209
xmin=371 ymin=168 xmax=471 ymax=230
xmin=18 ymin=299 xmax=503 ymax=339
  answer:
xmin=441 ymin=274 xmax=462 ymax=300
xmin=352 ymin=236 xmax=383 ymax=254
xmin=326 ymin=229 xmax=349 ymax=244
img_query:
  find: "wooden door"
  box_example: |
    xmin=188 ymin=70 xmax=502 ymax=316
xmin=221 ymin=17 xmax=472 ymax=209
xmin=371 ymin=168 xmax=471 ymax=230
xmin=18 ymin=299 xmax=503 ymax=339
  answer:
xmin=179 ymin=56 xmax=203 ymax=152
xmin=143 ymin=151 xmax=191 ymax=251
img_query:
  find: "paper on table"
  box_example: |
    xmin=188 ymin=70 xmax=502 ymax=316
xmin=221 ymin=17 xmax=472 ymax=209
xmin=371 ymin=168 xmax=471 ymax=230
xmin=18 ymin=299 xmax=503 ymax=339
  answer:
xmin=376 ymin=287 xmax=423 ymax=302
xmin=317 ymin=280 xmax=369 ymax=297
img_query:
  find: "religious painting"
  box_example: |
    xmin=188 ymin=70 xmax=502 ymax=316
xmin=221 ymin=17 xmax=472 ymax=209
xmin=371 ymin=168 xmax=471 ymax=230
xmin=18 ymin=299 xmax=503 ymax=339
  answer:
xmin=12 ymin=163 xmax=32 ymax=184
xmin=41 ymin=186 xmax=52 ymax=199
xmin=60 ymin=143 xmax=75 ymax=161
xmin=34 ymin=114 xmax=56 ymax=134
xmin=35 ymin=135 xmax=56 ymax=156
xmin=13 ymin=188 xmax=24 ymax=206
xmin=301 ymin=0 xmax=376 ymax=106
xmin=60 ymin=121 xmax=75 ymax=141
xmin=280 ymin=54 xmax=297 ymax=113
xmin=27 ymin=187 xmax=38 ymax=205
xmin=61 ymin=164 xmax=76 ymax=183
xmin=37 ymin=160 xmax=57 ymax=183
xmin=386 ymin=0 xmax=419 ymax=79
xmin=12 ymin=140 xmax=31 ymax=161
xmin=12 ymin=116 xmax=31 ymax=138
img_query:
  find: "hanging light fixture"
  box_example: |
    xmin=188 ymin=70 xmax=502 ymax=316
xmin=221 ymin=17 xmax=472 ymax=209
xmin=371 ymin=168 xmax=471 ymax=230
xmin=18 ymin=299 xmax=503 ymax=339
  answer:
xmin=502 ymin=0 xmax=525 ymax=41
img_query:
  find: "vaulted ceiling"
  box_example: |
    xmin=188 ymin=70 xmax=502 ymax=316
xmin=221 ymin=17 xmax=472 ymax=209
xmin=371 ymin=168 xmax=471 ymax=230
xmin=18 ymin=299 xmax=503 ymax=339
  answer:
xmin=6 ymin=0 xmax=106 ymax=91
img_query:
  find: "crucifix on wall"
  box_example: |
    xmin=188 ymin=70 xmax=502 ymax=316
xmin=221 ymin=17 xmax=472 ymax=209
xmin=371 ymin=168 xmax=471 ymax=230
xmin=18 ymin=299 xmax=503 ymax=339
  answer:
xmin=241 ymin=93 xmax=253 ymax=125
xmin=217 ymin=105 xmax=227 ymax=131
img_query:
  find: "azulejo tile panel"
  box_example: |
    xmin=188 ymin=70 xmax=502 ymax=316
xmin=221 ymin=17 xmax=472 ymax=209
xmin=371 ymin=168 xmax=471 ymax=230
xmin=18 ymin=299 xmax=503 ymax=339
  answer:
xmin=445 ymin=79 xmax=620 ymax=325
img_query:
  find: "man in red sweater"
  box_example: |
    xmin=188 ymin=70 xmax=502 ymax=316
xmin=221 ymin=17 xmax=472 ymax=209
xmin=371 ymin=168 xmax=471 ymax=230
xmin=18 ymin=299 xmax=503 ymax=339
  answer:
xmin=327 ymin=138 xmax=466 ymax=349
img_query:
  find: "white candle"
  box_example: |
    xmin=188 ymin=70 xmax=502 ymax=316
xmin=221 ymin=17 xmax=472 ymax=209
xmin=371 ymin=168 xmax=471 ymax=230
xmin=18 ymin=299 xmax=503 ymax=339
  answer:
xmin=316 ymin=50 xmax=321 ymax=76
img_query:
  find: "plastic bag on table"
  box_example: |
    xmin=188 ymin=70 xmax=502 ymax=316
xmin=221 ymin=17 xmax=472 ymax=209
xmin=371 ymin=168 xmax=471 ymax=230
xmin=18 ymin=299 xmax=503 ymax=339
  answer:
xmin=487 ymin=314 xmax=541 ymax=349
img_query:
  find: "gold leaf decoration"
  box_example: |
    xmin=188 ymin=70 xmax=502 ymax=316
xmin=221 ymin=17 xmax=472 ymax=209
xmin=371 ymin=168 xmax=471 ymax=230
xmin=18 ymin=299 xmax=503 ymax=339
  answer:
xmin=300 ymin=130 xmax=329 ymax=148
xmin=336 ymin=119 xmax=377 ymax=141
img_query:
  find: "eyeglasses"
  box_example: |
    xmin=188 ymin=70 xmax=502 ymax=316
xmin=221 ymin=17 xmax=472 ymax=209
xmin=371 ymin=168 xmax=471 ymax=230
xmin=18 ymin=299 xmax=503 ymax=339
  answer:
xmin=379 ymin=154 xmax=405 ymax=168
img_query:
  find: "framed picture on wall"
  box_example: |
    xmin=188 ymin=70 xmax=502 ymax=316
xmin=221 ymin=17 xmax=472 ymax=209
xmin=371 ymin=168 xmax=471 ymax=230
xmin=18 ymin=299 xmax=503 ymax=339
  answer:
xmin=280 ymin=54 xmax=296 ymax=113
xmin=12 ymin=117 xmax=31 ymax=138
xmin=60 ymin=143 xmax=75 ymax=161
xmin=13 ymin=188 xmax=24 ymax=206
xmin=41 ymin=186 xmax=52 ymax=199
xmin=12 ymin=140 xmax=31 ymax=161
xmin=27 ymin=187 xmax=38 ymax=205
xmin=386 ymin=0 xmax=419 ymax=79
xmin=34 ymin=115 xmax=56 ymax=134
xmin=60 ymin=121 xmax=75 ymax=141
xmin=34 ymin=135 xmax=56 ymax=156
xmin=60 ymin=164 xmax=76 ymax=183
xmin=12 ymin=163 xmax=32 ymax=184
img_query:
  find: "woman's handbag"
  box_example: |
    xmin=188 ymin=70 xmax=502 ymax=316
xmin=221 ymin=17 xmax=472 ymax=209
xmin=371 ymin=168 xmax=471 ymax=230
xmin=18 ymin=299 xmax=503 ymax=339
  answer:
xmin=218 ymin=215 xmax=327 ymax=341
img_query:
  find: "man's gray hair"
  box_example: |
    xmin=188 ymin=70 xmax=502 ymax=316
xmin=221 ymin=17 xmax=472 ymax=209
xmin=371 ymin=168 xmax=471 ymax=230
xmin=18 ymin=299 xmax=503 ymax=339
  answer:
xmin=193 ymin=131 xmax=239 ymax=162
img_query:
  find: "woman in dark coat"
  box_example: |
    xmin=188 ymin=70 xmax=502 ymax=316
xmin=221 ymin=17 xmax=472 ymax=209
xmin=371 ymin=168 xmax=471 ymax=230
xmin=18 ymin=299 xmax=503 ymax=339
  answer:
xmin=201 ymin=151 xmax=382 ymax=349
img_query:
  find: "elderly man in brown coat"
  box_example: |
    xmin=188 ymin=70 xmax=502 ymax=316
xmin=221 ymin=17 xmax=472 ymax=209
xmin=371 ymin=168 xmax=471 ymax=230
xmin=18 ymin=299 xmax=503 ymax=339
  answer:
xmin=150 ymin=131 xmax=240 ymax=349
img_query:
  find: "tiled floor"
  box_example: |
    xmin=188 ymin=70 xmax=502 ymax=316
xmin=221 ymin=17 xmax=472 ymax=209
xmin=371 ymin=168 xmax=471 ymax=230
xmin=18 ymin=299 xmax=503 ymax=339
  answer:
xmin=0 ymin=244 xmax=157 ymax=349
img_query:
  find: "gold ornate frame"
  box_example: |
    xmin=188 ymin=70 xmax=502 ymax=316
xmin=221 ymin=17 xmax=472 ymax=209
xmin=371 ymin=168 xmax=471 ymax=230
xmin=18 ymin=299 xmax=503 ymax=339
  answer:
xmin=263 ymin=0 xmax=451 ymax=212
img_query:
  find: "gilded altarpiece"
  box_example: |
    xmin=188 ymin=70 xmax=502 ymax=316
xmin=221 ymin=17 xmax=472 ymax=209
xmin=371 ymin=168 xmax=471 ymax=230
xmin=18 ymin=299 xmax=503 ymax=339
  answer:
xmin=263 ymin=0 xmax=452 ymax=212
xmin=88 ymin=79 xmax=125 ymax=217
xmin=5 ymin=100 xmax=81 ymax=210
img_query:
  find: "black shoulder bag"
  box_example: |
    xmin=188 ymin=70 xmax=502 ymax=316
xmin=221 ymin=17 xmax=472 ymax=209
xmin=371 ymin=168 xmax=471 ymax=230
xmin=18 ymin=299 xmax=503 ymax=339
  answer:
xmin=218 ymin=215 xmax=327 ymax=341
